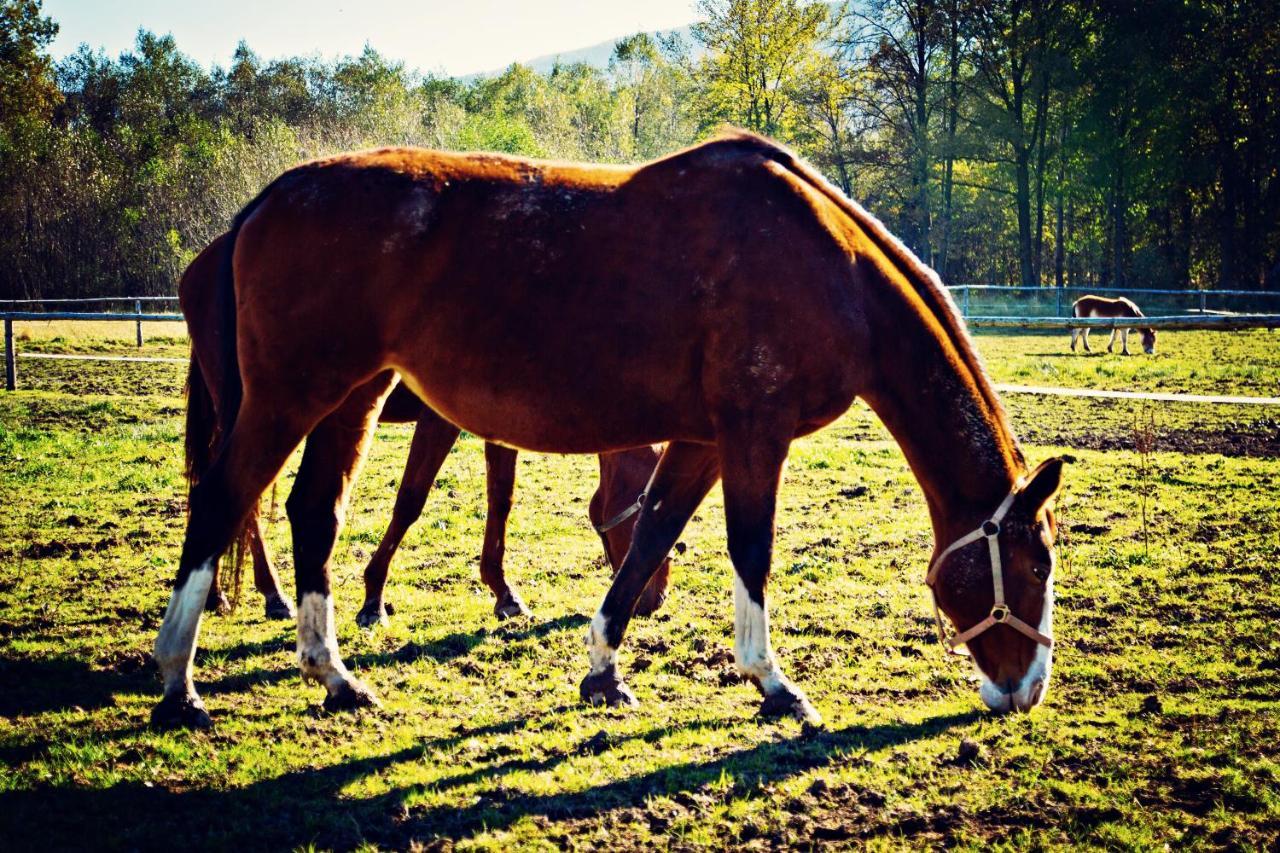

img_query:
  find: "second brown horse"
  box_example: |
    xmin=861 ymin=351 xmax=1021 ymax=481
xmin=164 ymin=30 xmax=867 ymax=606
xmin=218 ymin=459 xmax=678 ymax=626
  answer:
xmin=180 ymin=236 xmax=668 ymax=627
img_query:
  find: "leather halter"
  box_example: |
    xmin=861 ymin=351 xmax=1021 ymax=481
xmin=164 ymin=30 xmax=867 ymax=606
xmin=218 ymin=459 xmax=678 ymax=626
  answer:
xmin=925 ymin=479 xmax=1053 ymax=656
xmin=594 ymin=492 xmax=645 ymax=533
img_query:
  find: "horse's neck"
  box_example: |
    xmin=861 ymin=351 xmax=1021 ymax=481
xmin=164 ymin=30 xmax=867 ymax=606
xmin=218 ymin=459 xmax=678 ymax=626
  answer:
xmin=858 ymin=284 xmax=1022 ymax=543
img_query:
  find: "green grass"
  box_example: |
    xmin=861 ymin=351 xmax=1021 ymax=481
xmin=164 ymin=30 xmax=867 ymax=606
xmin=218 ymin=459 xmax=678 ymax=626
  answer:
xmin=1 ymin=330 xmax=1278 ymax=849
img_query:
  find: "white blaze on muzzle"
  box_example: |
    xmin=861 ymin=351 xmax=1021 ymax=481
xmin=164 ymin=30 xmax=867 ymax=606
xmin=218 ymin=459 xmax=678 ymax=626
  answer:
xmin=926 ymin=480 xmax=1054 ymax=655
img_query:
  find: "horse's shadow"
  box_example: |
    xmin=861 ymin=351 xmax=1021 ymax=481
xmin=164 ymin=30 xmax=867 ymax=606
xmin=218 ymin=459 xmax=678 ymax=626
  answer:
xmin=344 ymin=612 xmax=589 ymax=669
xmin=0 ymin=707 xmax=982 ymax=849
xmin=0 ymin=613 xmax=588 ymax=719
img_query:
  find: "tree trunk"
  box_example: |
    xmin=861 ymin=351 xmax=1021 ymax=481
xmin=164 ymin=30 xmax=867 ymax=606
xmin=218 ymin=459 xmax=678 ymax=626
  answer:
xmin=1054 ymin=121 xmax=1065 ymax=290
xmin=1033 ymin=83 xmax=1051 ymax=284
xmin=939 ymin=8 xmax=960 ymax=279
xmin=1016 ymin=148 xmax=1034 ymax=286
xmin=1112 ymin=157 xmax=1129 ymax=287
xmin=914 ymin=24 xmax=932 ymax=265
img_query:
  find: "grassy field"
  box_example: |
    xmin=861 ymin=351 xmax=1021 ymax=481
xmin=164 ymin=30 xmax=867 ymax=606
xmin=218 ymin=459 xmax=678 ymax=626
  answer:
xmin=1 ymin=328 xmax=1278 ymax=849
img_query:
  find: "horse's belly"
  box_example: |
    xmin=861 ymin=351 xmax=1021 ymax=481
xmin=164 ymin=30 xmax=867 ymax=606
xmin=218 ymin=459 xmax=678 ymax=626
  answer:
xmin=393 ymin=360 xmax=712 ymax=454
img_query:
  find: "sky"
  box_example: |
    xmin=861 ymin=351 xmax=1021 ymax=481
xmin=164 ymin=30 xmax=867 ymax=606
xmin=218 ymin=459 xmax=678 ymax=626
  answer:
xmin=43 ymin=0 xmax=699 ymax=77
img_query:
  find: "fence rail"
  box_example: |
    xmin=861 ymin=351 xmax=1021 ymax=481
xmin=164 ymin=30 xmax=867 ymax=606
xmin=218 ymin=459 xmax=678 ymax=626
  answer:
xmin=4 ymin=286 xmax=1280 ymax=391
xmin=947 ymin=285 xmax=1280 ymax=318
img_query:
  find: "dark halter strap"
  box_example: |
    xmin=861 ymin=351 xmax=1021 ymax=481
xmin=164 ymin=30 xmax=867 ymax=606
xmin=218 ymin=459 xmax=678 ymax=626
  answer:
xmin=594 ymin=492 xmax=645 ymax=533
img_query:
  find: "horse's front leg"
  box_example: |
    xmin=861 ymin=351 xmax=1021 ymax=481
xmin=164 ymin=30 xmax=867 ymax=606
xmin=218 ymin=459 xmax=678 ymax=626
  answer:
xmin=1106 ymin=328 xmax=1117 ymax=353
xmin=356 ymin=408 xmax=459 ymax=627
xmin=1121 ymin=328 xmax=1131 ymax=355
xmin=480 ymin=443 xmax=530 ymax=619
xmin=581 ymin=442 xmax=719 ymax=707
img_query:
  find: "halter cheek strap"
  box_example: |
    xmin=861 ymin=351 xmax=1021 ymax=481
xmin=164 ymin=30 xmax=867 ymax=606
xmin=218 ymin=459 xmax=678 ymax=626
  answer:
xmin=594 ymin=492 xmax=645 ymax=533
xmin=925 ymin=480 xmax=1053 ymax=655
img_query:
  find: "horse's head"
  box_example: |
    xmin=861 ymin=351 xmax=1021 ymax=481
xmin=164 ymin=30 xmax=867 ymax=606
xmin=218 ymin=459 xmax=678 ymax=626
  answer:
xmin=930 ymin=458 xmax=1064 ymax=713
xmin=1140 ymin=328 xmax=1157 ymax=354
xmin=590 ymin=446 xmax=669 ymax=616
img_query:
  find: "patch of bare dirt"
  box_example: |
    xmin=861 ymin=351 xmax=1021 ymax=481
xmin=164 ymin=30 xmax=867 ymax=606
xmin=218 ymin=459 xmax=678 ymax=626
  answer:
xmin=1031 ymin=421 xmax=1280 ymax=458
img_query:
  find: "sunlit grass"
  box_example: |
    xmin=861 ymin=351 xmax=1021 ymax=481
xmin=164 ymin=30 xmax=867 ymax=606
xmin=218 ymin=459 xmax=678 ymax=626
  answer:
xmin=0 ymin=330 xmax=1277 ymax=848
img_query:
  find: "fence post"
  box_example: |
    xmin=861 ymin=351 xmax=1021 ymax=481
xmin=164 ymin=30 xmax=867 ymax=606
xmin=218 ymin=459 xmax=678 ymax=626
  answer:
xmin=1199 ymin=290 xmax=1207 ymax=314
xmin=4 ymin=317 xmax=15 ymax=391
xmin=135 ymin=300 xmax=143 ymax=348
xmin=1056 ymin=286 xmax=1063 ymax=316
xmin=962 ymin=287 xmax=971 ymax=318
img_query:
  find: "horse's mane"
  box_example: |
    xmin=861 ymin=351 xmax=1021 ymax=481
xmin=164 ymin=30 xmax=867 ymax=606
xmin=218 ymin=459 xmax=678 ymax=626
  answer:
xmin=697 ymin=130 xmax=1025 ymax=467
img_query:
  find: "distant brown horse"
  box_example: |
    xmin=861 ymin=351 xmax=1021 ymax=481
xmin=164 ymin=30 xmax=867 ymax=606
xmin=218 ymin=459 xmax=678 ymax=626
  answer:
xmin=152 ymin=132 xmax=1064 ymax=730
xmin=180 ymin=236 xmax=667 ymax=627
xmin=1070 ymin=295 xmax=1157 ymax=354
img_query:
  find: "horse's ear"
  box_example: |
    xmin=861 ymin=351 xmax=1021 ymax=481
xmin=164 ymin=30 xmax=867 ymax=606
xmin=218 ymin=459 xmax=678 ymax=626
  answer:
xmin=1020 ymin=457 xmax=1065 ymax=511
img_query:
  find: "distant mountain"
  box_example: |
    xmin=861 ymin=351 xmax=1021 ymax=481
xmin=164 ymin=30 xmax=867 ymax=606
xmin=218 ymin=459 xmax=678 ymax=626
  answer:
xmin=471 ymin=26 xmax=694 ymax=79
xmin=467 ymin=2 xmax=849 ymax=80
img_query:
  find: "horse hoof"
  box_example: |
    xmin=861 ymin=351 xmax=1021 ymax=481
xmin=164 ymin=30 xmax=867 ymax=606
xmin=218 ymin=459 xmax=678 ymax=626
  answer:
xmin=494 ymin=593 xmax=531 ymax=620
xmin=322 ymin=680 xmax=381 ymax=713
xmin=579 ymin=668 xmax=639 ymax=708
xmin=204 ymin=590 xmax=231 ymax=616
xmin=355 ymin=603 xmax=389 ymax=628
xmin=150 ymin=693 xmax=213 ymax=731
xmin=263 ymin=594 xmax=295 ymax=621
xmin=759 ymin=686 xmax=822 ymax=725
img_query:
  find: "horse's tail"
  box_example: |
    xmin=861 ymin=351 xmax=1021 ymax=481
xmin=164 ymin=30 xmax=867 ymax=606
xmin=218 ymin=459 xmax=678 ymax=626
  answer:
xmin=182 ymin=187 xmax=276 ymax=606
xmin=183 ymin=346 xmax=216 ymax=485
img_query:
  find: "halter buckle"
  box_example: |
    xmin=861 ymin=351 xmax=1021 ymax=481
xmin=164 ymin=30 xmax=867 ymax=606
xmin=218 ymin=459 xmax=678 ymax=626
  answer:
xmin=990 ymin=604 xmax=1009 ymax=623
xmin=981 ymin=519 xmax=1000 ymax=537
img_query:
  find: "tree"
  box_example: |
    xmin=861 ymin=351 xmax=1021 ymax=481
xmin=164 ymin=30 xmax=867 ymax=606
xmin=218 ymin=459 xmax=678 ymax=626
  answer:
xmin=691 ymin=0 xmax=831 ymax=137
xmin=0 ymin=0 xmax=59 ymax=126
xmin=963 ymin=0 xmax=1069 ymax=285
xmin=848 ymin=0 xmax=948 ymax=262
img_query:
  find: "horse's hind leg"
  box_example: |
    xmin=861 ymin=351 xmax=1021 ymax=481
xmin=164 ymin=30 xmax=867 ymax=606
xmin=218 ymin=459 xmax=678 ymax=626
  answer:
xmin=202 ymin=508 xmax=292 ymax=620
xmin=581 ymin=441 xmax=719 ymax=707
xmin=719 ymin=418 xmax=819 ymax=724
xmin=356 ymin=408 xmax=460 ymax=627
xmin=481 ymin=443 xmax=530 ymax=619
xmin=1082 ymin=328 xmax=1092 ymax=352
xmin=152 ymin=401 xmax=318 ymax=730
xmin=249 ymin=514 xmax=294 ymax=620
xmin=1121 ymin=328 xmax=1131 ymax=355
xmin=288 ymin=372 xmax=398 ymax=711
xmin=1106 ymin=328 xmax=1117 ymax=353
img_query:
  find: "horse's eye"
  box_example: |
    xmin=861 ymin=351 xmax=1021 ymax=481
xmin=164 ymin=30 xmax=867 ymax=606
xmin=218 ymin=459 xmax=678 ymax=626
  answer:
xmin=1031 ymin=564 xmax=1051 ymax=582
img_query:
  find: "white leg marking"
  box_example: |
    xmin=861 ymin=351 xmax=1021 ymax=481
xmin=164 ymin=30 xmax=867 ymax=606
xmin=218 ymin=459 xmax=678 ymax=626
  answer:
xmin=978 ymin=577 xmax=1054 ymax=712
xmin=733 ymin=573 xmax=785 ymax=693
xmin=154 ymin=559 xmax=215 ymax=698
xmin=1121 ymin=328 xmax=1130 ymax=355
xmin=585 ymin=608 xmax=615 ymax=675
xmin=297 ymin=592 xmax=352 ymax=692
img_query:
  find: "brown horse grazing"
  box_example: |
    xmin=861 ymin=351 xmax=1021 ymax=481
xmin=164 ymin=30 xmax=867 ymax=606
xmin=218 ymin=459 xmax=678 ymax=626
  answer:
xmin=151 ymin=132 xmax=1064 ymax=731
xmin=180 ymin=236 xmax=667 ymax=628
xmin=1070 ymin=295 xmax=1157 ymax=355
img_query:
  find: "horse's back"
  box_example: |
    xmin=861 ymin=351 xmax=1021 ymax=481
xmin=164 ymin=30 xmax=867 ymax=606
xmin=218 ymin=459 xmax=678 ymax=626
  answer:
xmin=227 ymin=140 xmax=866 ymax=451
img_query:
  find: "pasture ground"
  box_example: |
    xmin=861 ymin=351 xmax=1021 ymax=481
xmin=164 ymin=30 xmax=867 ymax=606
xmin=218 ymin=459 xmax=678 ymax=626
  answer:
xmin=1 ymin=328 xmax=1278 ymax=850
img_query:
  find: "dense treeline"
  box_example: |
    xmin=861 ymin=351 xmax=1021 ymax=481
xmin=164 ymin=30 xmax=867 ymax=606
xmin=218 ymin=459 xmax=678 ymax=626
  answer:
xmin=1 ymin=0 xmax=1276 ymax=300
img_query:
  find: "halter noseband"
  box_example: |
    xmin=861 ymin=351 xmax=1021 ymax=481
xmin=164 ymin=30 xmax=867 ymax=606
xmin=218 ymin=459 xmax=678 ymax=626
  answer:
xmin=925 ymin=479 xmax=1053 ymax=656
